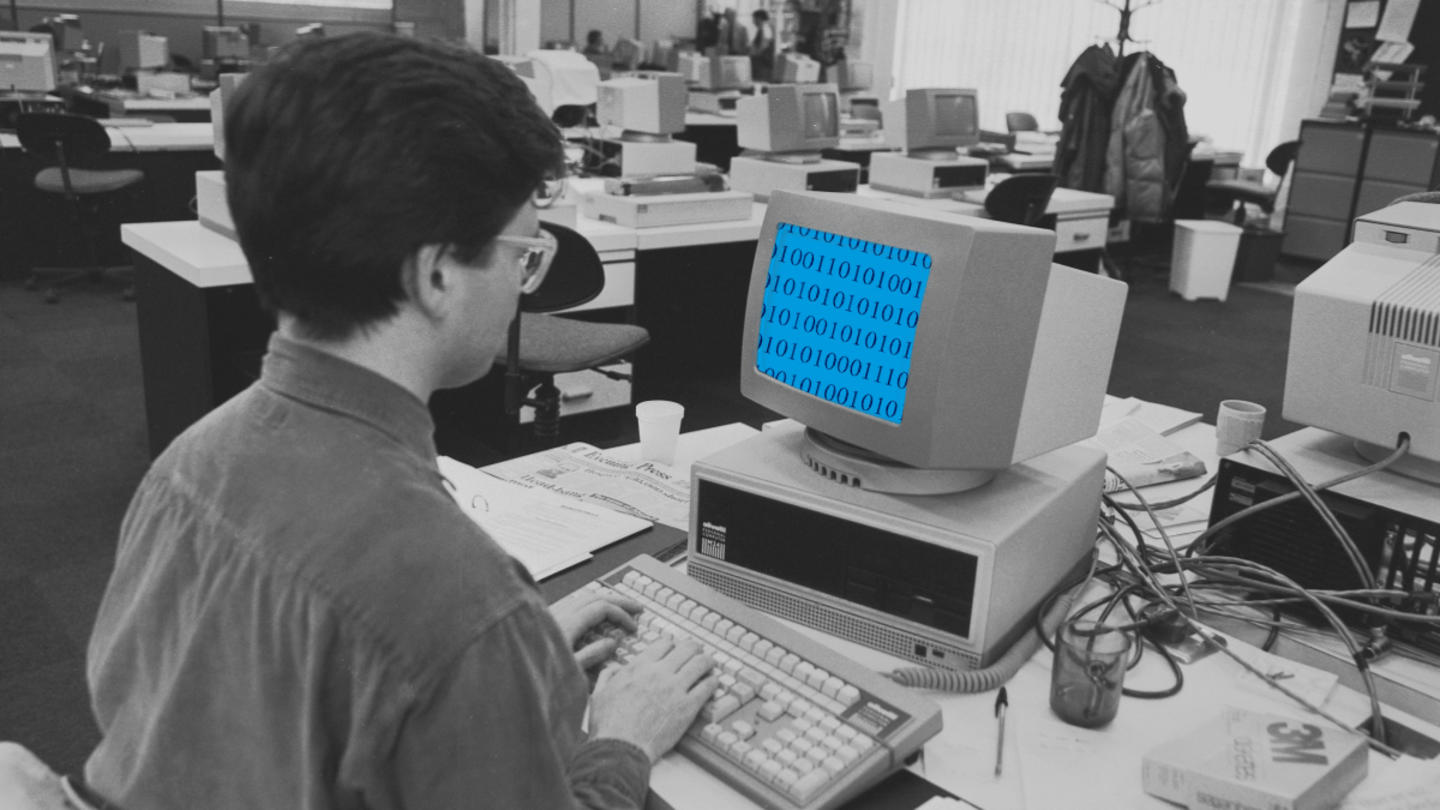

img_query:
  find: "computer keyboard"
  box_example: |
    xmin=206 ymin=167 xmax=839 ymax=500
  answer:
xmin=561 ymin=554 xmax=943 ymax=810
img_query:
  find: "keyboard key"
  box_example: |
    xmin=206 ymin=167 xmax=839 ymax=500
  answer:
xmin=700 ymin=723 xmax=724 ymax=743
xmin=730 ymin=721 xmax=755 ymax=741
xmin=716 ymin=731 xmax=738 ymax=749
xmin=774 ymin=727 xmax=798 ymax=745
xmin=703 ymin=695 xmax=741 ymax=723
xmin=739 ymin=631 xmax=760 ymax=651
xmin=822 ymin=676 xmax=845 ymax=698
xmin=729 ymin=740 xmax=753 ymax=760
xmin=823 ymin=756 xmax=846 ymax=776
xmin=760 ymin=683 xmax=782 ymax=701
xmin=774 ymin=767 xmax=800 ymax=791
xmin=791 ymin=768 xmax=831 ymax=802
xmin=806 ymin=668 xmax=829 ymax=690
xmin=753 ymin=639 xmax=774 ymax=658
xmin=818 ymin=716 xmax=841 ymax=734
xmin=836 ymin=744 xmax=860 ymax=765
xmin=759 ymin=761 xmax=783 ymax=781
xmin=776 ymin=749 xmax=798 ymax=767
xmin=764 ymin=646 xmax=786 ymax=666
xmin=757 ymin=701 xmax=785 ymax=722
xmin=761 ymin=739 xmax=784 ymax=756
xmin=788 ymin=698 xmax=813 ymax=718
xmin=743 ymin=749 xmax=769 ymax=772
xmin=731 ymin=683 xmax=757 ymax=704
xmin=835 ymin=725 xmax=858 ymax=742
xmin=779 ymin=653 xmax=801 ymax=673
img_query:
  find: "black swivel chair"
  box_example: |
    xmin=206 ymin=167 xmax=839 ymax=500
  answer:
xmin=985 ymin=174 xmax=1059 ymax=227
xmin=496 ymin=221 xmax=650 ymax=447
xmin=16 ymin=112 xmax=145 ymax=303
xmin=1205 ymin=140 xmax=1299 ymax=226
xmin=1005 ymin=111 xmax=1040 ymax=133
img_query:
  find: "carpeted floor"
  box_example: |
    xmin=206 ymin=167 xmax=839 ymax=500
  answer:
xmin=0 ymin=248 xmax=1308 ymax=776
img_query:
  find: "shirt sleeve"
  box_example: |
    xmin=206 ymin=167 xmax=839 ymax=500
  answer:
xmin=375 ymin=602 xmax=651 ymax=810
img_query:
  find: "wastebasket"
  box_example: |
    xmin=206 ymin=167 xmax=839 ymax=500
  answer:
xmin=1169 ymin=220 xmax=1242 ymax=302
xmin=1232 ymin=225 xmax=1283 ymax=283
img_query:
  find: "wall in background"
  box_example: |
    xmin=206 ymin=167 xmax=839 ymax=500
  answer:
xmin=7 ymin=0 xmax=464 ymax=71
xmin=538 ymin=0 xmax=697 ymax=49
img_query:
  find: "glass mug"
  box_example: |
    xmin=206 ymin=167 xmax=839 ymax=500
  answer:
xmin=1050 ymin=619 xmax=1131 ymax=728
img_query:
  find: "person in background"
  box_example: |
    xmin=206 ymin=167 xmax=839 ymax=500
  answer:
xmin=718 ymin=7 xmax=749 ymax=56
xmin=77 ymin=32 xmax=716 ymax=810
xmin=584 ymin=29 xmax=608 ymax=57
xmin=751 ymin=9 xmax=776 ymax=82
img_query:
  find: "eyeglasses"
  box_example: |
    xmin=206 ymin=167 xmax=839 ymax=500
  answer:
xmin=534 ymin=177 xmax=567 ymax=209
xmin=494 ymin=228 xmax=557 ymax=294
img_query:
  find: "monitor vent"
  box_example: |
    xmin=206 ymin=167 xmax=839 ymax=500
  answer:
xmin=690 ymin=561 xmax=980 ymax=671
xmin=1369 ymin=255 xmax=1440 ymax=349
xmin=802 ymin=453 xmax=863 ymax=487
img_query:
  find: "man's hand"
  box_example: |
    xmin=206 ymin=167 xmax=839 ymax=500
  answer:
xmin=550 ymin=590 xmax=642 ymax=670
xmin=589 ymin=637 xmax=718 ymax=763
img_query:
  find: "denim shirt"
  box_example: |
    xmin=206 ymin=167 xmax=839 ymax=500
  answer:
xmin=85 ymin=334 xmax=649 ymax=809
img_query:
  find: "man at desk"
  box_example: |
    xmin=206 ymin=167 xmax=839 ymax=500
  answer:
xmin=79 ymin=33 xmax=717 ymax=810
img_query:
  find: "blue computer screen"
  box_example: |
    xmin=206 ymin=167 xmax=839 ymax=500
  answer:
xmin=755 ymin=222 xmax=931 ymax=424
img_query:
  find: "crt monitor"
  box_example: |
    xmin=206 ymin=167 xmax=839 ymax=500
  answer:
xmin=708 ymin=55 xmax=751 ymax=90
xmin=1284 ymin=202 xmax=1440 ymax=482
xmin=0 ymin=32 xmax=56 ymax=93
xmin=740 ymin=191 xmax=1126 ymax=492
xmin=776 ymin=52 xmax=821 ymax=83
xmin=118 ymin=31 xmax=169 ymax=72
xmin=597 ymin=72 xmax=687 ymax=135
xmin=203 ymin=26 xmax=250 ymax=61
xmin=526 ymin=48 xmax=601 ymax=108
xmin=736 ymin=83 xmax=840 ymax=154
xmin=883 ymin=88 xmax=980 ymax=154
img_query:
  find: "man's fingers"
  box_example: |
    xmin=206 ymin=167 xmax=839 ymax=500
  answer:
xmin=574 ymin=637 xmax=618 ymax=671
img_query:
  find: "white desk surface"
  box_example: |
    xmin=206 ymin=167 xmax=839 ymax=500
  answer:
xmin=594 ymin=421 xmax=1440 ymax=809
xmin=122 ymin=221 xmax=250 ymax=288
xmin=860 ymin=183 xmax=1115 ymax=218
xmin=0 ymin=122 xmax=213 ymax=153
xmin=103 ymin=93 xmax=211 ymax=112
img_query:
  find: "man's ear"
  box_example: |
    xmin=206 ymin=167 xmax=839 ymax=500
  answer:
xmin=404 ymin=243 xmax=452 ymax=321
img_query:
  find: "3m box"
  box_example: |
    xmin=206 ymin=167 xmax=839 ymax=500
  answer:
xmin=1142 ymin=707 xmax=1368 ymax=810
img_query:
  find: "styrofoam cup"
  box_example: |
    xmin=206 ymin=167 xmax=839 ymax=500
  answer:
xmin=1216 ymin=399 xmax=1266 ymax=456
xmin=636 ymin=400 xmax=684 ymax=465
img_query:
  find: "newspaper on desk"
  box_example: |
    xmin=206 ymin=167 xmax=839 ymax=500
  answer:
xmin=482 ymin=442 xmax=693 ymax=531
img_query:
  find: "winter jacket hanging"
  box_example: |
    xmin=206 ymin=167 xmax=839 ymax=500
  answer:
xmin=1055 ymin=44 xmax=1119 ymax=194
xmin=1104 ymin=51 xmax=1188 ymax=222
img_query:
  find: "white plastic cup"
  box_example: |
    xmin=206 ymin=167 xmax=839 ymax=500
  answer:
xmin=635 ymin=400 xmax=685 ymax=465
xmin=1216 ymin=399 xmax=1266 ymax=456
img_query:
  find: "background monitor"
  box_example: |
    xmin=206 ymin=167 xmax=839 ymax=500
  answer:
xmin=527 ymin=48 xmax=601 ymax=109
xmin=33 ymin=15 xmax=82 ymax=52
xmin=597 ymin=72 xmax=686 ymax=135
xmin=0 ymin=31 xmax=56 ymax=93
xmin=739 ymin=191 xmax=1125 ymax=485
xmin=203 ymin=26 xmax=249 ymax=61
xmin=676 ymin=51 xmax=708 ymax=84
xmin=497 ymin=55 xmax=555 ymax=117
xmin=883 ymin=88 xmax=980 ymax=154
xmin=118 ymin=31 xmax=169 ymax=72
xmin=708 ymin=54 xmax=751 ymax=90
xmin=736 ymin=83 xmax=840 ymax=153
xmin=776 ymin=52 xmax=820 ymax=83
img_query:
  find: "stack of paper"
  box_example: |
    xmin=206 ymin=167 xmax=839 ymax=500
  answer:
xmin=437 ymin=456 xmax=652 ymax=580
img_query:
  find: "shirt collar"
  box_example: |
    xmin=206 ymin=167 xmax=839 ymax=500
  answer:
xmin=259 ymin=332 xmax=437 ymax=461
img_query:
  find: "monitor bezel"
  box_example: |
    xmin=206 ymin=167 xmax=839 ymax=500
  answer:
xmin=907 ymin=87 xmax=980 ymax=151
xmin=739 ymin=191 xmax=1058 ymax=470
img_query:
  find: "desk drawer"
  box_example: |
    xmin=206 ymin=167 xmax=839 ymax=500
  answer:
xmin=1053 ymin=216 xmax=1107 ymax=253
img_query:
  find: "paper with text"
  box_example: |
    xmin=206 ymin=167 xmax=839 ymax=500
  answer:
xmin=437 ymin=456 xmax=651 ymax=580
xmin=481 ymin=442 xmax=693 ymax=530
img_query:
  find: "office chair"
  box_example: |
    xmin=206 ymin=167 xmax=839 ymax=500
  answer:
xmin=16 ymin=112 xmax=145 ymax=303
xmin=1205 ymin=140 xmax=1299 ymax=226
xmin=497 ymin=221 xmax=650 ymax=447
xmin=1005 ymin=111 xmax=1039 ymax=133
xmin=985 ymin=173 xmax=1059 ymax=227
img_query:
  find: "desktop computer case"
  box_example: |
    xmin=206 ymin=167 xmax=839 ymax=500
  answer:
xmin=1208 ymin=428 xmax=1440 ymax=653
xmin=688 ymin=423 xmax=1106 ymax=671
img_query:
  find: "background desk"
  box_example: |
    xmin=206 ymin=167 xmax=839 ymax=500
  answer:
xmin=64 ymin=89 xmax=212 ymax=123
xmin=121 ymin=207 xmax=766 ymax=460
xmin=859 ymin=183 xmax=1115 ymax=271
xmin=0 ymin=123 xmax=219 ymax=278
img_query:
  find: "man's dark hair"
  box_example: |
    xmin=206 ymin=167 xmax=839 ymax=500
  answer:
xmin=753 ymin=10 xmax=770 ymax=23
xmin=224 ymin=33 xmax=564 ymax=340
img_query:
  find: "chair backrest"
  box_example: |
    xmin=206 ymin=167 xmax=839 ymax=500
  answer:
xmin=522 ymin=221 xmax=606 ymax=313
xmin=1005 ymin=111 xmax=1039 ymax=133
xmin=985 ymin=173 xmax=1059 ymax=227
xmin=1265 ymin=140 xmax=1299 ymax=181
xmin=14 ymin=113 xmax=111 ymax=167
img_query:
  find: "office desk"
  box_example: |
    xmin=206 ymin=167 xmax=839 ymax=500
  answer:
xmin=859 ymin=183 xmax=1114 ymax=270
xmin=121 ymin=207 xmax=765 ymax=458
xmin=528 ymin=421 xmax=1440 ymax=809
xmin=679 ymin=111 xmax=740 ymax=171
xmin=66 ymin=89 xmax=212 ymax=123
xmin=821 ymin=136 xmax=899 ymax=183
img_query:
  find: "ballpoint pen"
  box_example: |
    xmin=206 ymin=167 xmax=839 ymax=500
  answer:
xmin=994 ymin=686 xmax=1008 ymax=776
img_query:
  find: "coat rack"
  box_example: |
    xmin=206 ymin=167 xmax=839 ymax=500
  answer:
xmin=1102 ymin=0 xmax=1158 ymax=59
